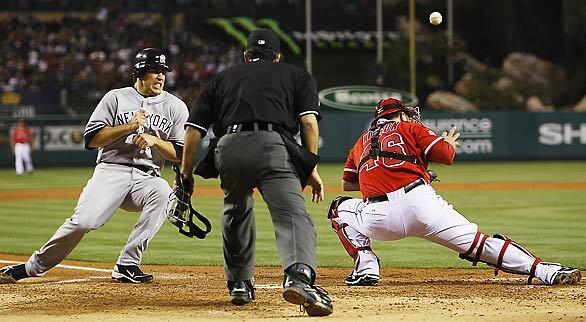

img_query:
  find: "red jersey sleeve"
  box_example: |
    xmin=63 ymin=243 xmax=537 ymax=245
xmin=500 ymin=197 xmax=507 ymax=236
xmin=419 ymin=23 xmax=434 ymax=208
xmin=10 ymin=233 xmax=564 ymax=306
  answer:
xmin=342 ymin=147 xmax=359 ymax=182
xmin=412 ymin=124 xmax=455 ymax=165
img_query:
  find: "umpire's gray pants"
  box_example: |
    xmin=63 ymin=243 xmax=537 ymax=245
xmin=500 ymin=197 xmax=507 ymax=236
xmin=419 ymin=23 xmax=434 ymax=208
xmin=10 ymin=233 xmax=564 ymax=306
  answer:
xmin=215 ymin=131 xmax=317 ymax=282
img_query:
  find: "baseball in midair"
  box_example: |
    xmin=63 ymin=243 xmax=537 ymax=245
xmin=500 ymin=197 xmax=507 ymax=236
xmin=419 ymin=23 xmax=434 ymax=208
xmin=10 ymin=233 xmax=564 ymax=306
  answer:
xmin=429 ymin=12 xmax=442 ymax=25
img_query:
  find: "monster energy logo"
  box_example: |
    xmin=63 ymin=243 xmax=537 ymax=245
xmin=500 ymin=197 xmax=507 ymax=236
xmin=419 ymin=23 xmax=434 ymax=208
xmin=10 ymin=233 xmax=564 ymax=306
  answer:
xmin=207 ymin=17 xmax=301 ymax=56
xmin=208 ymin=17 xmax=402 ymax=55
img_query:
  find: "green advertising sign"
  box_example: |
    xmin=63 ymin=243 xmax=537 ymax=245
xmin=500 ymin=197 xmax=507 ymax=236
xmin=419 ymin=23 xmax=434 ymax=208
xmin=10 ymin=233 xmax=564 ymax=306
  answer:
xmin=318 ymin=86 xmax=419 ymax=112
xmin=316 ymin=111 xmax=586 ymax=162
xmin=205 ymin=17 xmax=402 ymax=56
xmin=207 ymin=17 xmax=301 ymax=56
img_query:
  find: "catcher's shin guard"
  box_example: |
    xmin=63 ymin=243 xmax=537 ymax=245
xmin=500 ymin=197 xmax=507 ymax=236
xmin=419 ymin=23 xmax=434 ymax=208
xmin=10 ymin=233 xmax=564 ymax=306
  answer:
xmin=459 ymin=232 xmax=541 ymax=284
xmin=328 ymin=196 xmax=380 ymax=285
xmin=331 ymin=219 xmax=373 ymax=260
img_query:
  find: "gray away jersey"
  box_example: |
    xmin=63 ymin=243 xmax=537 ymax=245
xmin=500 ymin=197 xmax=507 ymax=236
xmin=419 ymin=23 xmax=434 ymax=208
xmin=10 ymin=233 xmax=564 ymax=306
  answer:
xmin=84 ymin=87 xmax=188 ymax=176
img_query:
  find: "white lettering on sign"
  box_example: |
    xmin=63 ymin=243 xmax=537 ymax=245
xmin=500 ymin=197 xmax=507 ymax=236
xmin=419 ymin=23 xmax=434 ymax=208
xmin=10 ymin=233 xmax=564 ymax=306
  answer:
xmin=334 ymin=91 xmax=401 ymax=105
xmin=422 ymin=118 xmax=492 ymax=139
xmin=539 ymin=123 xmax=586 ymax=145
xmin=456 ymin=140 xmax=493 ymax=154
xmin=422 ymin=118 xmax=494 ymax=154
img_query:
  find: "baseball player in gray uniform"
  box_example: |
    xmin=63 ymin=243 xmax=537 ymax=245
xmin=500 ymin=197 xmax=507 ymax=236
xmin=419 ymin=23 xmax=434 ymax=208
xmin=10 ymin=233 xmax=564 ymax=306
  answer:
xmin=0 ymin=48 xmax=188 ymax=284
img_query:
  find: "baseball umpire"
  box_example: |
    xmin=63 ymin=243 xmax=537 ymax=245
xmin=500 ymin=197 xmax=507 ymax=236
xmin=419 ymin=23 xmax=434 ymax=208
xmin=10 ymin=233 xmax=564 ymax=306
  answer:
xmin=0 ymin=48 xmax=188 ymax=284
xmin=176 ymin=29 xmax=332 ymax=316
xmin=328 ymin=98 xmax=581 ymax=287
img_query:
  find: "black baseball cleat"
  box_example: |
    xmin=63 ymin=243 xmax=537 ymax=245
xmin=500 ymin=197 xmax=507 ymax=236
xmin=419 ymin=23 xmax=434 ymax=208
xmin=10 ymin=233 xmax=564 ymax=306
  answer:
xmin=111 ymin=264 xmax=153 ymax=283
xmin=345 ymin=273 xmax=380 ymax=286
xmin=0 ymin=264 xmax=29 ymax=284
xmin=551 ymin=267 xmax=581 ymax=285
xmin=227 ymin=280 xmax=255 ymax=306
xmin=282 ymin=263 xmax=333 ymax=317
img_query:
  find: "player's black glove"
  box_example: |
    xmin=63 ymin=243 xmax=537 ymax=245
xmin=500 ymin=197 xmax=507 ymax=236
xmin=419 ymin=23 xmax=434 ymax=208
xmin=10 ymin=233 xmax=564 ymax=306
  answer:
xmin=166 ymin=164 xmax=211 ymax=239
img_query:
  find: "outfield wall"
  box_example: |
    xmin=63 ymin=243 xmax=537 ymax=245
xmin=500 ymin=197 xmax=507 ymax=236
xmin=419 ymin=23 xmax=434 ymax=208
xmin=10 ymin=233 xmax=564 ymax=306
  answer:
xmin=319 ymin=111 xmax=586 ymax=162
xmin=1 ymin=111 xmax=585 ymax=168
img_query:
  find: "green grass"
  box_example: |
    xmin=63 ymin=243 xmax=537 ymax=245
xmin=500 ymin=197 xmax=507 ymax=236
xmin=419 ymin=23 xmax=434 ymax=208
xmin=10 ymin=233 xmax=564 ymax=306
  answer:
xmin=0 ymin=161 xmax=585 ymax=270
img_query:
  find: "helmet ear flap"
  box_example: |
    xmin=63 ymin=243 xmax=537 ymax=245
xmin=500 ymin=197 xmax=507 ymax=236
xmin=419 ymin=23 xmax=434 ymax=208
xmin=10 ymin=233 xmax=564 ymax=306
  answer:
xmin=132 ymin=61 xmax=147 ymax=79
xmin=131 ymin=48 xmax=170 ymax=79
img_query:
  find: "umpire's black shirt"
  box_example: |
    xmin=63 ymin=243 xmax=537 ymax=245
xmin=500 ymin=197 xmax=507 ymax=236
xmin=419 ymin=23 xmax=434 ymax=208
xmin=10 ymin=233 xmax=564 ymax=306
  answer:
xmin=186 ymin=59 xmax=320 ymax=137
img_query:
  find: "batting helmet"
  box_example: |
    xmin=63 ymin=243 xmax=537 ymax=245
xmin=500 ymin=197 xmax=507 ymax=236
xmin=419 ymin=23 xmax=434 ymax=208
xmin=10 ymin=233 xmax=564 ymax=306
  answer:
xmin=131 ymin=48 xmax=171 ymax=78
xmin=373 ymin=98 xmax=420 ymax=122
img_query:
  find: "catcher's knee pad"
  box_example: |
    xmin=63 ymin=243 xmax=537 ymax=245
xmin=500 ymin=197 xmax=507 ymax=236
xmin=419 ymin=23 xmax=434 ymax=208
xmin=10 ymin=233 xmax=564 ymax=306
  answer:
xmin=332 ymin=219 xmax=372 ymax=260
xmin=459 ymin=232 xmax=541 ymax=284
xmin=327 ymin=196 xmax=353 ymax=220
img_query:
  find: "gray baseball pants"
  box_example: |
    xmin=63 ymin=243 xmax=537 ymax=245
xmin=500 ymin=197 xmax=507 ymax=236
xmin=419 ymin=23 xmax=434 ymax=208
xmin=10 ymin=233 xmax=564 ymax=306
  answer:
xmin=24 ymin=163 xmax=171 ymax=276
xmin=215 ymin=130 xmax=317 ymax=282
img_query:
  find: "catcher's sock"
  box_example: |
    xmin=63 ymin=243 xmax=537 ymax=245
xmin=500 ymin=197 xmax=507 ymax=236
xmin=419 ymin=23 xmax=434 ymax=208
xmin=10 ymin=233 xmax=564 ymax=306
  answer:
xmin=354 ymin=250 xmax=380 ymax=276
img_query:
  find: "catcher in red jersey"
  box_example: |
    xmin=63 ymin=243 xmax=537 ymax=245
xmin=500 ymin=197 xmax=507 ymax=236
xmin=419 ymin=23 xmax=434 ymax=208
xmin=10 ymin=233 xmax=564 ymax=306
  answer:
xmin=328 ymin=98 xmax=581 ymax=287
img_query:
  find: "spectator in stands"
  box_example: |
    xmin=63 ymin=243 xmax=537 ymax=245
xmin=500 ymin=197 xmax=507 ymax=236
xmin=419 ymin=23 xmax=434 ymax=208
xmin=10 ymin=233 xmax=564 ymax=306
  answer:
xmin=0 ymin=14 xmax=239 ymax=113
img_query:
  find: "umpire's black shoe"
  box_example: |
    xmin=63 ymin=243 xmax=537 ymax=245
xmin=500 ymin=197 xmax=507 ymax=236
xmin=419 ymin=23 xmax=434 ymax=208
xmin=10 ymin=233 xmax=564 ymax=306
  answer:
xmin=111 ymin=264 xmax=153 ymax=284
xmin=0 ymin=264 xmax=29 ymax=284
xmin=227 ymin=279 xmax=255 ymax=306
xmin=282 ymin=263 xmax=333 ymax=317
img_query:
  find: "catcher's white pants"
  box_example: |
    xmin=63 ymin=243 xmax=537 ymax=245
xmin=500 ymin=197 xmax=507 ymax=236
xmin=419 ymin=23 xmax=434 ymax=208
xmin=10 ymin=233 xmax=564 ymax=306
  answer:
xmin=14 ymin=143 xmax=33 ymax=175
xmin=334 ymin=184 xmax=554 ymax=282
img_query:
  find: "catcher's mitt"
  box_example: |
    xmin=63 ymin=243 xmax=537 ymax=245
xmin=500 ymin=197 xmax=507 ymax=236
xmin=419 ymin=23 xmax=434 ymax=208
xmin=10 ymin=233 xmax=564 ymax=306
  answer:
xmin=428 ymin=169 xmax=440 ymax=182
xmin=167 ymin=164 xmax=211 ymax=239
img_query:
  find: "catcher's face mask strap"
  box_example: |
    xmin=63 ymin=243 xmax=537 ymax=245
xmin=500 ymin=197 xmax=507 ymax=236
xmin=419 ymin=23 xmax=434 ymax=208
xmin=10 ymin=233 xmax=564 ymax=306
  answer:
xmin=179 ymin=206 xmax=212 ymax=239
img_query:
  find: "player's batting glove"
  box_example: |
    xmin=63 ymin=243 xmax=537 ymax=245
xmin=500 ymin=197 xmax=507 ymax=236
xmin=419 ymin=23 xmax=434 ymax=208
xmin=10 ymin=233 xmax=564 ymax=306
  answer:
xmin=167 ymin=165 xmax=194 ymax=228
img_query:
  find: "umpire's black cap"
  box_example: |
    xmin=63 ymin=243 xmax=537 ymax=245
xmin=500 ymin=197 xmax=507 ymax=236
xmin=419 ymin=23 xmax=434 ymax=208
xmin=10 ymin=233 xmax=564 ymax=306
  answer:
xmin=247 ymin=28 xmax=280 ymax=52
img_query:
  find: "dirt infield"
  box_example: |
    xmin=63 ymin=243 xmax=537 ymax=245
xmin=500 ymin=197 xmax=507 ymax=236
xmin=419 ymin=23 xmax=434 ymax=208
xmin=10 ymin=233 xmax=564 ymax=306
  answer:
xmin=2 ymin=182 xmax=586 ymax=200
xmin=1 ymin=254 xmax=584 ymax=321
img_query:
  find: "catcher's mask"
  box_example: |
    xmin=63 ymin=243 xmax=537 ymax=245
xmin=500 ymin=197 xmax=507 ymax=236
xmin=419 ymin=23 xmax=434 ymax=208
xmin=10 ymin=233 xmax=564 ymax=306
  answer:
xmin=168 ymin=164 xmax=212 ymax=239
xmin=175 ymin=203 xmax=211 ymax=239
xmin=373 ymin=98 xmax=421 ymax=124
